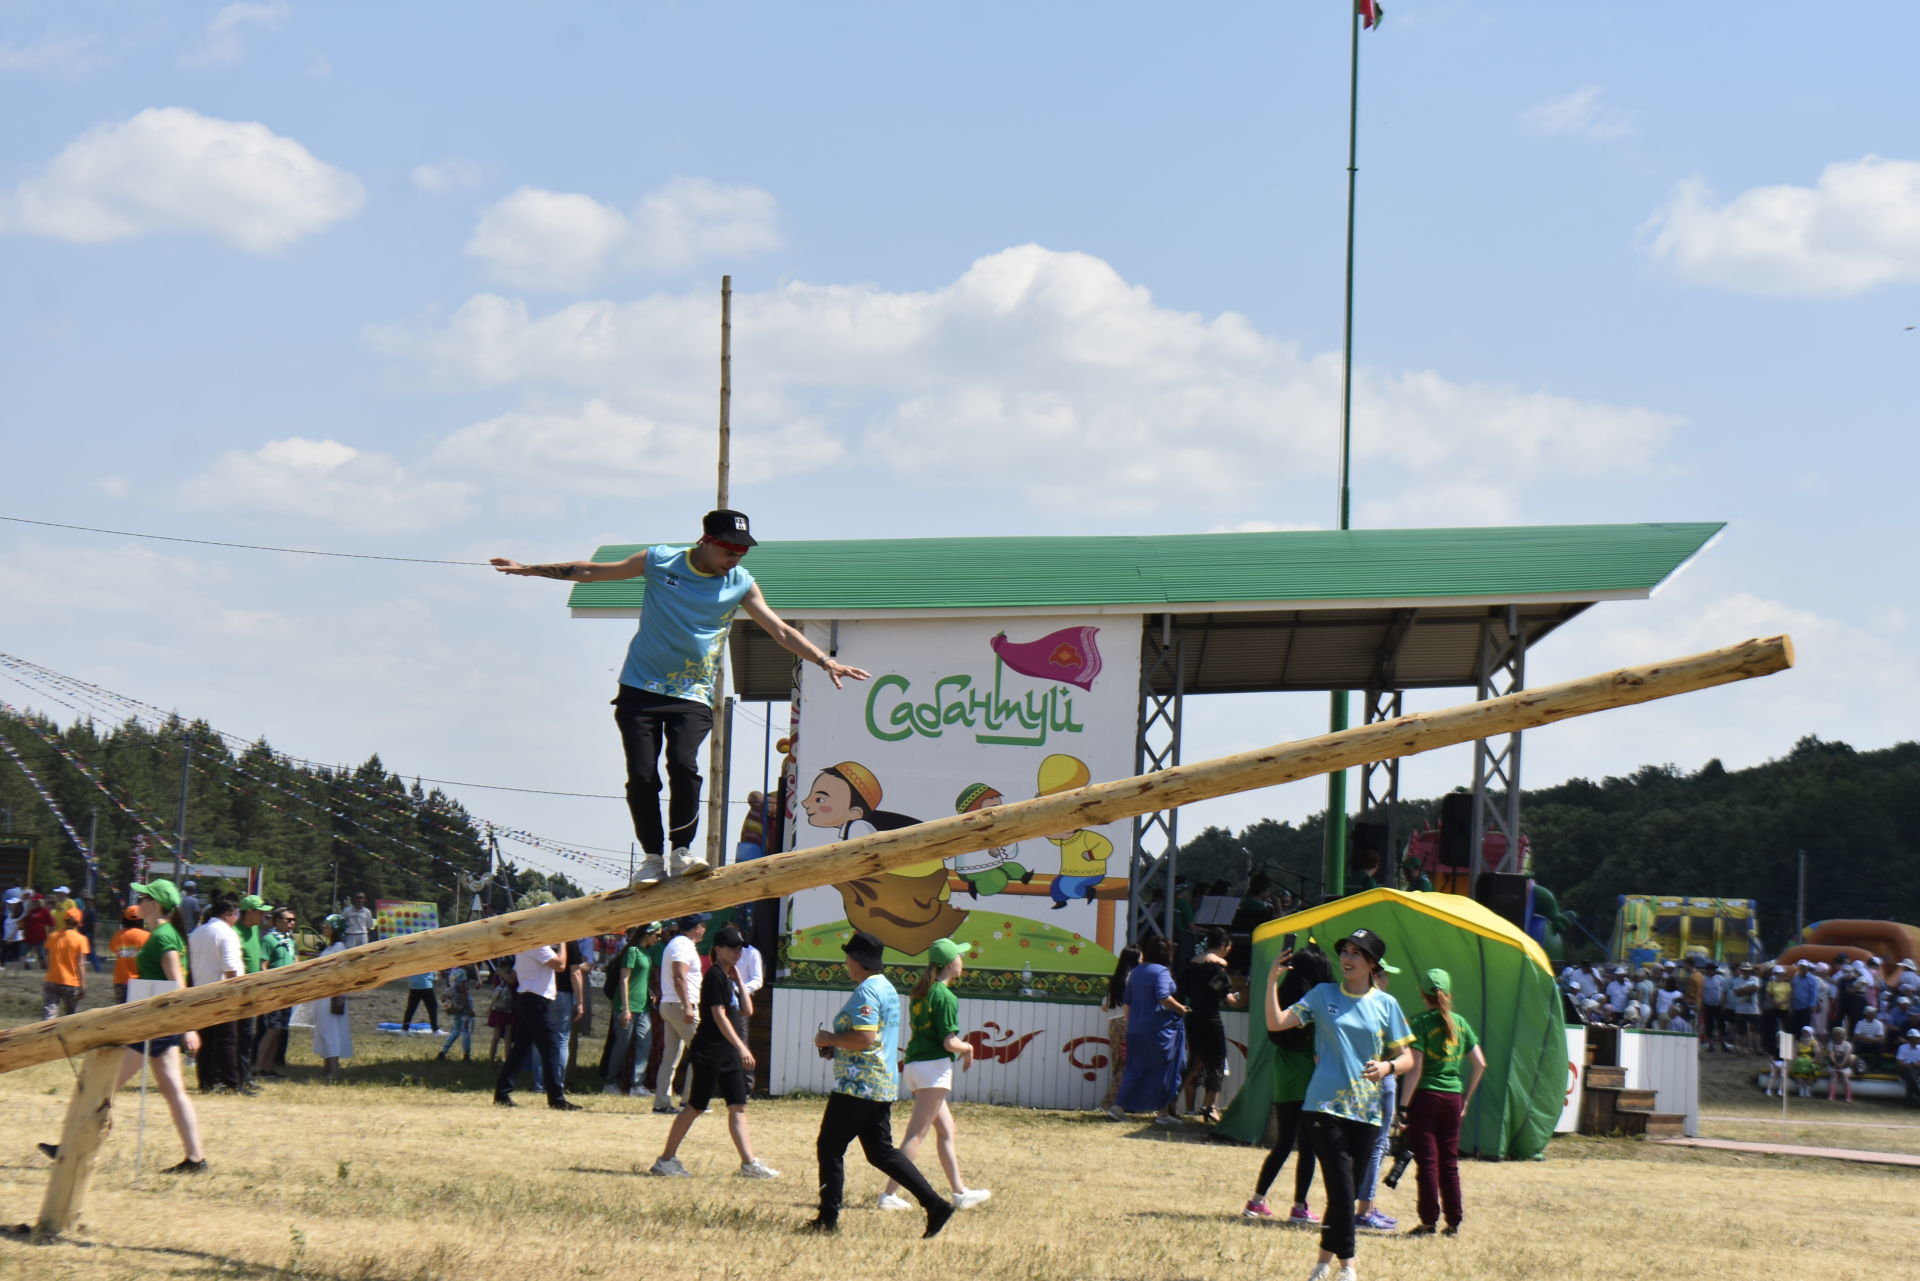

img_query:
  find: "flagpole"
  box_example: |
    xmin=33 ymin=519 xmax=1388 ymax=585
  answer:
xmin=1322 ymin=3 xmax=1365 ymax=901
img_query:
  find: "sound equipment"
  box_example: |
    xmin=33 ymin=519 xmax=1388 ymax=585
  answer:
xmin=1437 ymin=792 xmax=1474 ymax=867
xmin=1477 ymin=872 xmax=1534 ymax=928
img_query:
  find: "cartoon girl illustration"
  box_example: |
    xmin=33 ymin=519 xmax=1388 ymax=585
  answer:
xmin=950 ymin=783 xmax=1032 ymax=898
xmin=1037 ymin=753 xmax=1112 ymax=909
xmin=803 ymin=761 xmax=968 ymax=956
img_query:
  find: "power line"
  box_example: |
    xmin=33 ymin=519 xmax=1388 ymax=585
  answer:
xmin=0 ymin=514 xmax=489 ymax=566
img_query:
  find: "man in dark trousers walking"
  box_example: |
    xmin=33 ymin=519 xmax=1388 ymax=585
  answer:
xmin=807 ymin=931 xmax=953 ymax=1239
xmin=493 ymin=510 xmax=869 ymax=883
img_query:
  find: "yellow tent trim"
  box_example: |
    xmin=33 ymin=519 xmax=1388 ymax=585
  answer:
xmin=1252 ymin=888 xmax=1553 ymax=976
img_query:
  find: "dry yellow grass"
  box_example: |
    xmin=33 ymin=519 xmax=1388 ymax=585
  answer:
xmin=0 ymin=974 xmax=1913 ymax=1281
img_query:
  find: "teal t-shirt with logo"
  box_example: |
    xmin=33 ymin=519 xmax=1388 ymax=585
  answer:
xmin=832 ymin=974 xmax=901 ymax=1102
xmin=618 ymin=544 xmax=755 ymax=704
xmin=1289 ymin=983 xmax=1414 ymax=1124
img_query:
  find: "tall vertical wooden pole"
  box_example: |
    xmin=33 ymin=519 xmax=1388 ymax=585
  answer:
xmin=706 ymin=276 xmax=733 ymax=867
xmin=34 ymin=1046 xmax=123 ymax=1241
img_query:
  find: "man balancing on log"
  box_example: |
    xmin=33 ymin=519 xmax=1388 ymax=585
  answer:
xmin=493 ymin=509 xmax=870 ymax=883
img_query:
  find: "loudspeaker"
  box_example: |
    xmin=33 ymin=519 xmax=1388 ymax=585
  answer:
xmin=1437 ymin=792 xmax=1474 ymax=868
xmin=1477 ymin=872 xmax=1533 ymax=927
xmin=1352 ymin=819 xmax=1388 ymax=865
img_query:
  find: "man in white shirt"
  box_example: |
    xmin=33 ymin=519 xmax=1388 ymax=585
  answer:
xmin=1604 ymin=968 xmax=1632 ymax=1016
xmin=339 ymin=893 xmax=376 ymax=949
xmin=654 ymin=914 xmax=708 ymax=1114
xmin=1895 ymin=959 xmax=1920 ymax=999
xmin=1851 ymin=1008 xmax=1887 ymax=1056
xmin=1897 ymin=1028 xmax=1920 ymax=1101
xmin=187 ymin=894 xmax=247 ymax=1094
xmin=493 ymin=940 xmax=580 ymax=1110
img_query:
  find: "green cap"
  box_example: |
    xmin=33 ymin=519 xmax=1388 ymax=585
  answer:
xmin=1423 ymin=967 xmax=1452 ymax=994
xmin=129 ymin=879 xmax=181 ymax=911
xmin=927 ymin=937 xmax=971 ymax=968
xmin=239 ymin=894 xmax=270 ymax=912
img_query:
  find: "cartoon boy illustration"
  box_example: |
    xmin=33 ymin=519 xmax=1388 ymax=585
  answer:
xmin=950 ymin=783 xmax=1032 ymax=898
xmin=802 ymin=761 xmax=967 ymax=955
xmin=1036 ymin=753 xmax=1112 ymax=909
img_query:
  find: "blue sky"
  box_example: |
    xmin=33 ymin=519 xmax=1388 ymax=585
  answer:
xmin=3 ymin=2 xmax=1916 ymax=891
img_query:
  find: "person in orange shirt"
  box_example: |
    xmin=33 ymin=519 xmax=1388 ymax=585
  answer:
xmin=110 ymin=906 xmax=150 ymax=1004
xmin=42 ymin=899 xmax=91 ymax=1019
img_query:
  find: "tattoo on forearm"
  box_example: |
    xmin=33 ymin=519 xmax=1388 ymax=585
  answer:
xmin=526 ymin=563 xmax=579 ymax=580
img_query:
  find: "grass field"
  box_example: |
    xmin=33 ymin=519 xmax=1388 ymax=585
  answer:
xmin=0 ymin=970 xmax=1913 ymax=1281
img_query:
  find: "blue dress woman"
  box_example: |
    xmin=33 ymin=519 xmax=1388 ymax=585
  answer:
xmin=1107 ymin=935 xmax=1189 ymax=1122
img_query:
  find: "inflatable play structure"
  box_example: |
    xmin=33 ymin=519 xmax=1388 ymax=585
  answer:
xmin=1609 ymin=894 xmax=1762 ymax=965
xmin=1216 ymin=888 xmax=1569 ymax=1160
xmin=1777 ymin=919 xmax=1920 ymax=982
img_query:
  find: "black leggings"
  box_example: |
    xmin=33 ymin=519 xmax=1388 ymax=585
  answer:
xmin=612 ymin=685 xmax=712 ymax=854
xmin=403 ymin=988 xmax=440 ymax=1031
xmin=1302 ymin=1110 xmax=1382 ymax=1260
xmin=1254 ymin=1099 xmax=1318 ymax=1204
xmin=815 ymin=1091 xmax=943 ymax=1221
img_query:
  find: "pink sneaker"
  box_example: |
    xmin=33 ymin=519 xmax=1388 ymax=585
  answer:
xmin=1243 ymin=1198 xmax=1274 ymax=1220
xmin=1289 ymin=1203 xmax=1321 ymax=1225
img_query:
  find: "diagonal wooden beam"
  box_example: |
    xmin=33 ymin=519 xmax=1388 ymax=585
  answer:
xmin=0 ymin=634 xmax=1792 ymax=1075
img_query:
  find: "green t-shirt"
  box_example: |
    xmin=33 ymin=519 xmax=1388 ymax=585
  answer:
xmin=1410 ymin=1008 xmax=1480 ymax=1094
xmin=135 ymin=922 xmax=188 ymax=982
xmin=622 ymin=945 xmax=653 ymax=1015
xmin=238 ymin=923 xmax=264 ymax=974
xmin=1270 ymin=1044 xmax=1315 ymax=1104
xmin=904 ymin=981 xmax=960 ymax=1064
xmin=263 ymin=929 xmax=298 ymax=969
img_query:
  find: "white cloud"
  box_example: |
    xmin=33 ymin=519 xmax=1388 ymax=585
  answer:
xmin=1642 ymin=156 xmax=1920 ymax=297
xmin=180 ymin=437 xmax=475 ymax=532
xmin=629 ymin=176 xmax=782 ymax=271
xmin=462 ymin=177 xmax=781 ymax=290
xmin=1520 ymin=85 xmax=1635 ymax=141
xmin=377 ymin=245 xmax=1679 ymax=515
xmin=0 ymin=34 xmax=108 ymax=76
xmin=0 ymin=107 xmax=363 ymax=253
xmin=431 ymin=398 xmax=843 ymax=498
xmin=464 ymin=187 xmax=630 ymax=291
xmin=411 ymin=157 xmax=490 ymax=194
xmin=94 ymin=476 xmax=131 ymax=500
xmin=179 ymin=1 xmax=292 ymax=69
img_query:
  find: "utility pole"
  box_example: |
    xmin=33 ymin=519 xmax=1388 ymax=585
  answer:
xmin=706 ymin=275 xmax=733 ymax=868
xmin=85 ymin=807 xmax=97 ymax=896
xmin=172 ymin=728 xmax=192 ymax=882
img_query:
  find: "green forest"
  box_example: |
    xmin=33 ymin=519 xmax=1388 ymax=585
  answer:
xmin=0 ymin=706 xmax=584 ymax=919
xmin=1171 ymin=735 xmax=1920 ymax=955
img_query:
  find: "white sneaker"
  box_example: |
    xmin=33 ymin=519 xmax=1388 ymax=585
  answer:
xmin=668 ymin=847 xmax=708 ymax=877
xmin=648 ymin=1156 xmax=691 ymax=1178
xmin=632 ymin=853 xmax=666 ymax=884
xmin=1306 ymin=1264 xmax=1334 ymax=1281
xmin=953 ymin=1188 xmax=991 ymax=1210
xmin=738 ymin=1160 xmax=780 ymax=1180
xmin=1336 ymin=1268 xmax=1358 ymax=1281
xmin=877 ymin=1192 xmax=911 ymax=1211
xmin=602 ymin=1084 xmax=624 ymax=1095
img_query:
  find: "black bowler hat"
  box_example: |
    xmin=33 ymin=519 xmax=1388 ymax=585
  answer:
xmin=703 ymin=509 xmax=757 ymax=547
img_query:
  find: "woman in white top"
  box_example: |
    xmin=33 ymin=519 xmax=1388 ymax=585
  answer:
xmin=309 ymin=929 xmax=353 ymax=1081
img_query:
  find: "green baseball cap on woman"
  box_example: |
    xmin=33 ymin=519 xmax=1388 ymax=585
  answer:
xmin=1423 ymin=967 xmax=1453 ymax=995
xmin=130 ymin=879 xmax=182 ymax=911
xmin=927 ymin=938 xmax=971 ymax=968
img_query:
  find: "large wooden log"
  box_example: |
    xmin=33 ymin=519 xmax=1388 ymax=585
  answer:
xmin=0 ymin=634 xmax=1792 ymax=1075
xmin=33 ymin=1047 xmax=121 ymax=1240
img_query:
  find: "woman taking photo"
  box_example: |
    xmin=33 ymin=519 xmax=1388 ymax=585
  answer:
xmin=1107 ymin=935 xmax=1189 ymax=1124
xmin=1401 ymin=968 xmax=1485 ymax=1238
xmin=879 ymin=937 xmax=989 ymax=1211
xmin=1267 ymin=928 xmax=1414 ymax=1281
xmin=40 ymin=879 xmax=206 ymax=1173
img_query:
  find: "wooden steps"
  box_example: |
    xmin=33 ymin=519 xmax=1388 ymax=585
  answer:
xmin=1579 ymin=1067 xmax=1686 ymax=1140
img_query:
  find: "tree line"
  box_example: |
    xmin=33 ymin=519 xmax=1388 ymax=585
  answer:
xmin=1172 ymin=735 xmax=1920 ymax=953
xmin=0 ymin=707 xmax=583 ymax=919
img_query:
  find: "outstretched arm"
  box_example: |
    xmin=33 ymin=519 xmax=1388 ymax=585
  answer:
xmin=740 ymin=584 xmax=871 ymax=689
xmin=490 ymin=550 xmax=649 ymax=582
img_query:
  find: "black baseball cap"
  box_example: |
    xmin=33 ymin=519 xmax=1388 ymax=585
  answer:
xmin=702 ymin=509 xmax=757 ymax=547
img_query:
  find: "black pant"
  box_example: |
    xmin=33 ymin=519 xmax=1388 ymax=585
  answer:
xmin=235 ymin=1015 xmax=256 ymax=1085
xmin=815 ymin=1092 xmax=944 ymax=1222
xmin=494 ymin=993 xmax=565 ymax=1103
xmin=195 ymin=1019 xmax=242 ymax=1091
xmin=1254 ymin=1099 xmax=1318 ymax=1204
xmin=1302 ymin=1110 xmax=1382 ymax=1260
xmin=612 ymin=685 xmax=713 ymax=854
xmin=404 ymin=988 xmax=441 ymax=1032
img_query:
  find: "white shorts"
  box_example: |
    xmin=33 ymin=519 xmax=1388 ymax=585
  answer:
xmin=901 ymin=1058 xmax=955 ymax=1094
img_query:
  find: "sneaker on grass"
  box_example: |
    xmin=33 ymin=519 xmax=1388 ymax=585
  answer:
xmin=1288 ymin=1203 xmax=1321 ymax=1225
xmin=738 ymin=1160 xmax=780 ymax=1179
xmin=952 ymin=1188 xmax=991 ymax=1210
xmin=877 ymin=1192 xmax=911 ymax=1211
xmin=648 ymin=1156 xmax=691 ymax=1178
xmin=1356 ymin=1208 xmax=1398 ymax=1230
xmin=1242 ymin=1197 xmax=1274 ymax=1220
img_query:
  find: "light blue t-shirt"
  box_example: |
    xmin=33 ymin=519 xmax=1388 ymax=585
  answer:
xmin=617 ymin=544 xmax=756 ymax=704
xmin=1289 ymin=982 xmax=1414 ymax=1125
xmin=832 ymin=974 xmax=901 ymax=1103
xmin=408 ymin=972 xmax=436 ymax=990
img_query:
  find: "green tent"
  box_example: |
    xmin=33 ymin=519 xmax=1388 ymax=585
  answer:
xmin=1217 ymin=888 xmax=1569 ymax=1160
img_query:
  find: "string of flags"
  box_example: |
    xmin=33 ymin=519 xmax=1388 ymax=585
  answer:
xmin=0 ymin=734 xmax=95 ymax=864
xmin=0 ymin=699 xmax=179 ymax=855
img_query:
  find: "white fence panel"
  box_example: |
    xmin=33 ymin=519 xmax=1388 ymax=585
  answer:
xmin=1618 ymin=1028 xmax=1699 ymax=1137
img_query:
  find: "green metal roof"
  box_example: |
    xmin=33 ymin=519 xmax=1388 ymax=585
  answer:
xmin=566 ymin=522 xmax=1723 ymax=617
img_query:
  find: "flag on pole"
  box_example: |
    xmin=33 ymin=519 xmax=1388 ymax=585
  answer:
xmin=1356 ymin=0 xmax=1384 ymax=28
